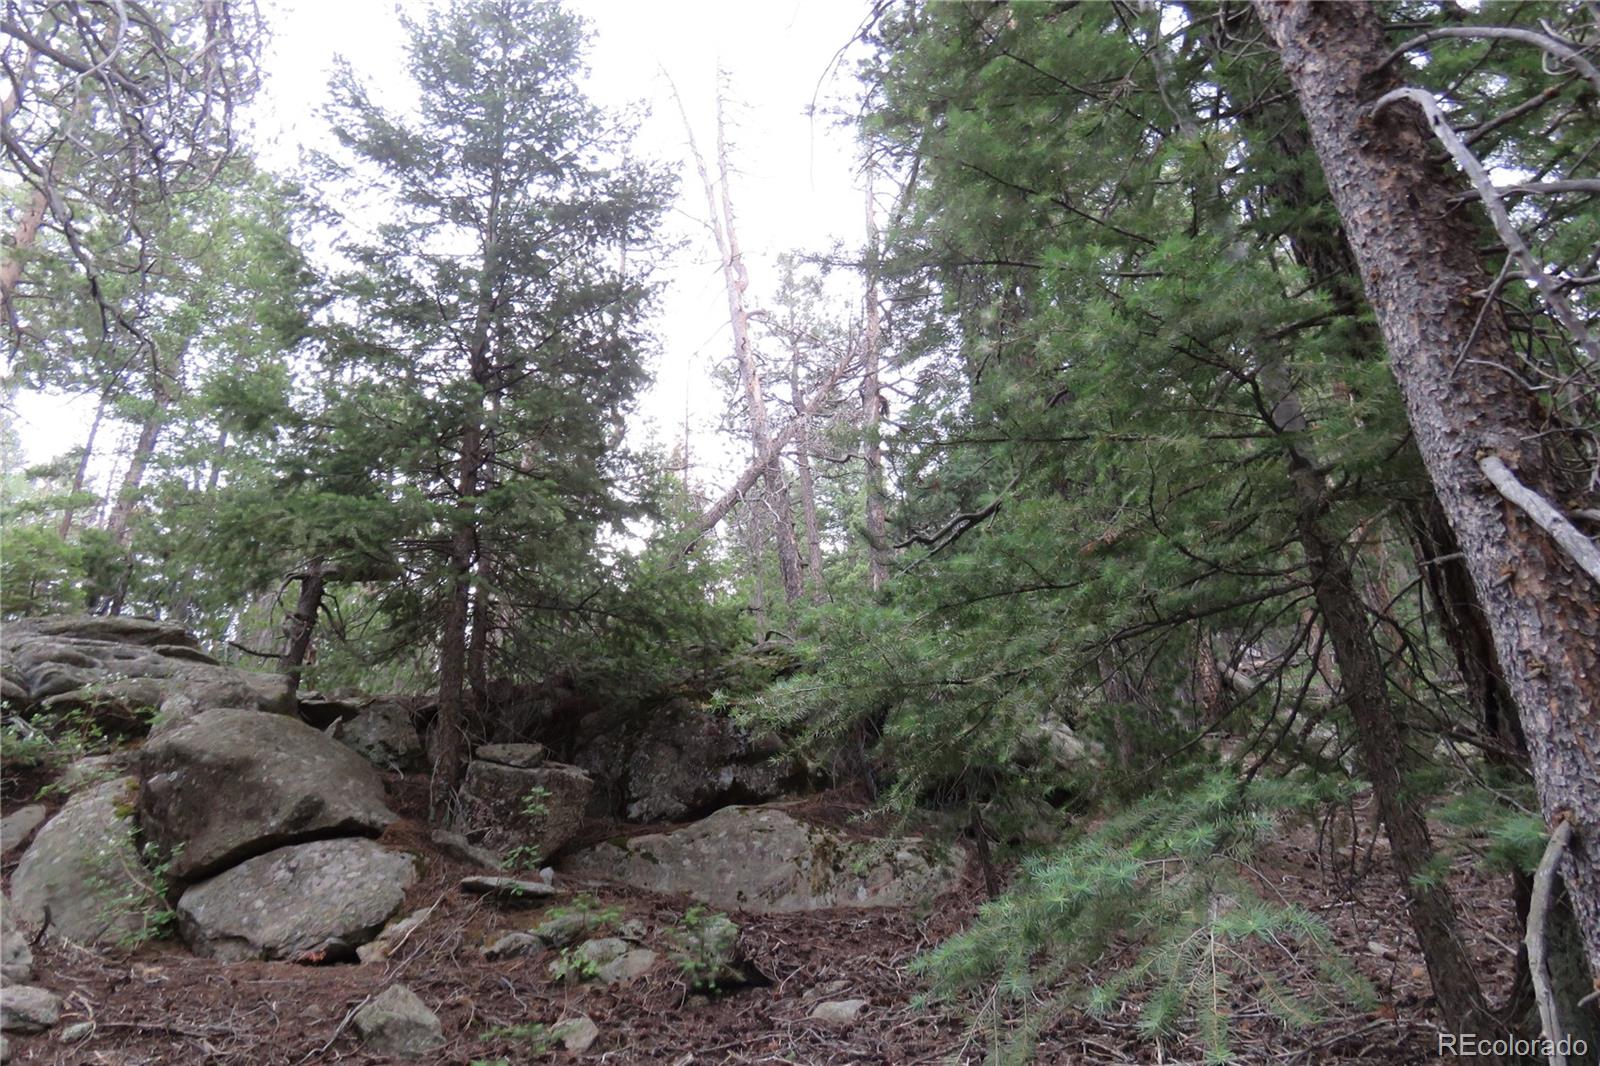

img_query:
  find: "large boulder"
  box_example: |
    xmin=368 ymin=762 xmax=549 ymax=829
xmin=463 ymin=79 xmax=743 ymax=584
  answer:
xmin=1 ymin=616 xmax=293 ymax=726
xmin=454 ymin=747 xmax=591 ymax=862
xmin=567 ymin=702 xmax=803 ymax=822
xmin=139 ymin=707 xmax=396 ymax=881
xmin=9 ymin=777 xmax=155 ymax=945
xmin=0 ymin=806 xmax=46 ymax=858
xmin=1 ymin=905 xmax=33 ymax=983
xmin=561 ymin=805 xmax=964 ymax=914
xmin=177 ymin=838 xmax=416 ymax=962
xmin=334 ymin=699 xmax=425 ymax=771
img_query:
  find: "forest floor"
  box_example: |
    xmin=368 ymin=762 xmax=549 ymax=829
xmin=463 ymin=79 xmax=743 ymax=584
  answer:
xmin=3 ymin=774 xmax=1520 ymax=1065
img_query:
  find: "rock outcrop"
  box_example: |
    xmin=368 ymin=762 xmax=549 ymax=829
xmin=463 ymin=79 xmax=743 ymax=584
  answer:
xmin=138 ymin=707 xmax=396 ymax=881
xmin=0 ymin=984 xmax=60 ymax=1034
xmin=454 ymin=744 xmax=591 ymax=861
xmin=10 ymin=777 xmax=153 ymax=945
xmin=1 ymin=616 xmax=294 ymax=728
xmin=568 ymin=702 xmax=803 ymax=822
xmin=562 ymin=805 xmax=964 ymax=913
xmin=0 ymin=807 xmax=45 ymax=859
xmin=177 ymin=838 xmax=416 ymax=961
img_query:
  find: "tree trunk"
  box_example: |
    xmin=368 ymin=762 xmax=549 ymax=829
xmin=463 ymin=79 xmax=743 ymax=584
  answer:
xmin=433 ymin=419 xmax=479 ymax=810
xmin=790 ymin=343 xmax=826 ymax=602
xmin=862 ymin=174 xmax=890 ymax=594
xmin=1258 ymin=0 xmax=1600 ymax=987
xmin=57 ymin=391 xmax=107 ymax=539
xmin=279 ymin=558 xmax=325 ymax=699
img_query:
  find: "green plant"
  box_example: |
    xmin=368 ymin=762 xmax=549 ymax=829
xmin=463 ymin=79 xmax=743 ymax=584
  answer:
xmin=87 ymin=830 xmax=181 ymax=949
xmin=547 ymin=945 xmax=600 ymax=984
xmin=518 ymin=785 xmax=552 ymax=820
xmin=500 ymin=785 xmax=555 ymax=872
xmin=667 ymin=906 xmax=742 ymax=991
xmin=481 ymin=1020 xmax=554 ymax=1053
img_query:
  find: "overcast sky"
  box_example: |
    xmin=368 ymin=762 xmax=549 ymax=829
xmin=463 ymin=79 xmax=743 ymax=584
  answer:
xmin=14 ymin=0 xmax=874 ymax=498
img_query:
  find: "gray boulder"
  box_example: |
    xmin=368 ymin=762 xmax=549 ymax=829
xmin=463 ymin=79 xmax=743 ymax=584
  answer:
xmin=335 ymin=699 xmax=424 ymax=771
xmin=54 ymin=753 xmax=133 ymax=795
xmin=562 ymin=805 xmax=964 ymax=914
xmin=483 ymin=931 xmax=543 ymax=961
xmin=139 ymin=707 xmax=395 ymax=881
xmin=352 ymin=984 xmax=443 ymax=1058
xmin=177 ymin=838 xmax=416 ymax=962
xmin=429 ymin=829 xmax=502 ymax=871
xmin=454 ymin=756 xmax=591 ymax=862
xmin=10 ymin=777 xmax=154 ymax=945
xmin=0 ymin=985 xmax=60 ymax=1033
xmin=0 ymin=807 xmax=46 ymax=859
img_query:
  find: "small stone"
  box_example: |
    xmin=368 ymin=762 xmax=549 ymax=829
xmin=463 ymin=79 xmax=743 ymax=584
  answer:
xmin=357 ymin=909 xmax=432 ymax=965
xmin=430 ymin=829 xmax=503 ymax=871
xmin=352 ymin=984 xmax=444 ymax=1058
xmin=1 ymin=919 xmax=32 ymax=984
xmin=0 ymin=984 xmax=61 ymax=1033
xmin=484 ymin=932 xmax=544 ymax=960
xmin=551 ymin=1013 xmax=599 ymax=1053
xmin=0 ymin=1034 xmax=8 ymax=1062
xmin=809 ymin=998 xmax=869 ymax=1025
xmin=617 ymin=918 xmax=648 ymax=942
xmin=808 ymin=979 xmax=850 ymax=999
xmin=59 ymin=1020 xmax=94 ymax=1043
xmin=598 ymin=947 xmax=657 ymax=985
xmin=0 ymin=807 xmax=46 ymax=858
xmin=532 ymin=911 xmax=591 ymax=947
xmin=459 ymin=875 xmax=559 ymax=903
xmin=474 ymin=743 xmax=546 ymax=768
xmin=538 ymin=866 xmax=555 ymax=885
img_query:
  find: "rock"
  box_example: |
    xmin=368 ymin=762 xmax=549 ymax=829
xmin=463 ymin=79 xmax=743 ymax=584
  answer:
xmin=459 ymin=875 xmax=559 ymax=903
xmin=0 ymin=1034 xmax=8 ymax=1062
xmin=1 ymin=908 xmax=32 ymax=983
xmin=617 ymin=918 xmax=648 ymax=942
xmin=0 ymin=806 xmax=46 ymax=858
xmin=454 ymin=759 xmax=591 ymax=862
xmin=809 ymin=998 xmax=868 ymax=1025
xmin=59 ymin=1021 xmax=94 ymax=1043
xmin=139 ymin=707 xmax=396 ymax=881
xmin=475 ymin=742 xmax=546 ymax=768
xmin=2 ymin=617 xmax=294 ymax=732
xmin=561 ymin=805 xmax=964 ymax=913
xmin=55 ymin=753 xmax=134 ymax=795
xmin=531 ymin=910 xmax=594 ymax=948
xmin=429 ymin=829 xmax=502 ymax=871
xmin=551 ymin=937 xmax=655 ymax=985
xmin=336 ymin=700 xmax=424 ymax=771
xmin=539 ymin=867 xmax=555 ymax=885
xmin=177 ymin=838 xmax=415 ymax=962
xmin=10 ymin=777 xmax=153 ymax=945
xmin=551 ymin=1014 xmax=599 ymax=1053
xmin=1017 ymin=716 xmax=1099 ymax=774
xmin=483 ymin=931 xmax=543 ymax=960
xmin=0 ymin=984 xmax=60 ymax=1033
xmin=357 ymin=908 xmax=432 ymax=965
xmin=570 ymin=703 xmax=803 ymax=823
xmin=352 ymin=984 xmax=443 ymax=1058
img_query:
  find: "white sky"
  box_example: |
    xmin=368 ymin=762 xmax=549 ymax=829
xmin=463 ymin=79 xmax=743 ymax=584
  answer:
xmin=13 ymin=0 xmax=874 ymax=501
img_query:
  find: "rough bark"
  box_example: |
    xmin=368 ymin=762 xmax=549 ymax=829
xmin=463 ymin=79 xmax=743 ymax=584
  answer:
xmin=1258 ymin=0 xmax=1600 ymax=983
xmin=862 ymin=175 xmax=890 ymax=595
xmin=1263 ymin=362 xmax=1494 ymax=1034
xmin=790 ymin=343 xmax=826 ymax=603
xmin=279 ymin=558 xmax=325 ymax=699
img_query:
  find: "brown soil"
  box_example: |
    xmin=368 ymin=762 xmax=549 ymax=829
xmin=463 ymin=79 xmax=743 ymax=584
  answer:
xmin=2 ymin=775 xmax=1523 ymax=1065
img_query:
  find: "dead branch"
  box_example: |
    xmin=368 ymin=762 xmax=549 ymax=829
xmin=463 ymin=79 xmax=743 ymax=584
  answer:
xmin=1525 ymin=814 xmax=1576 ymax=1066
xmin=1479 ymin=455 xmax=1600 ymax=587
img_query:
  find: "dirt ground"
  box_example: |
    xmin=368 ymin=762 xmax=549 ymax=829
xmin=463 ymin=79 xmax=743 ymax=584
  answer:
xmin=3 ymin=773 xmax=1524 ymax=1065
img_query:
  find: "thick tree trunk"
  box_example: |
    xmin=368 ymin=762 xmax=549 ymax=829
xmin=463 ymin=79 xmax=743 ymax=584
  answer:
xmin=862 ymin=176 xmax=889 ymax=594
xmin=279 ymin=558 xmax=325 ymax=699
xmin=1258 ymin=0 xmax=1600 ymax=985
xmin=433 ymin=418 xmax=479 ymax=809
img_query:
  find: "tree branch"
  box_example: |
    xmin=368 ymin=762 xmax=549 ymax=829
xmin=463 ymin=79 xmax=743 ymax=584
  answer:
xmin=1525 ymin=814 xmax=1575 ymax=1066
xmin=1480 ymin=455 xmax=1600 ymax=587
